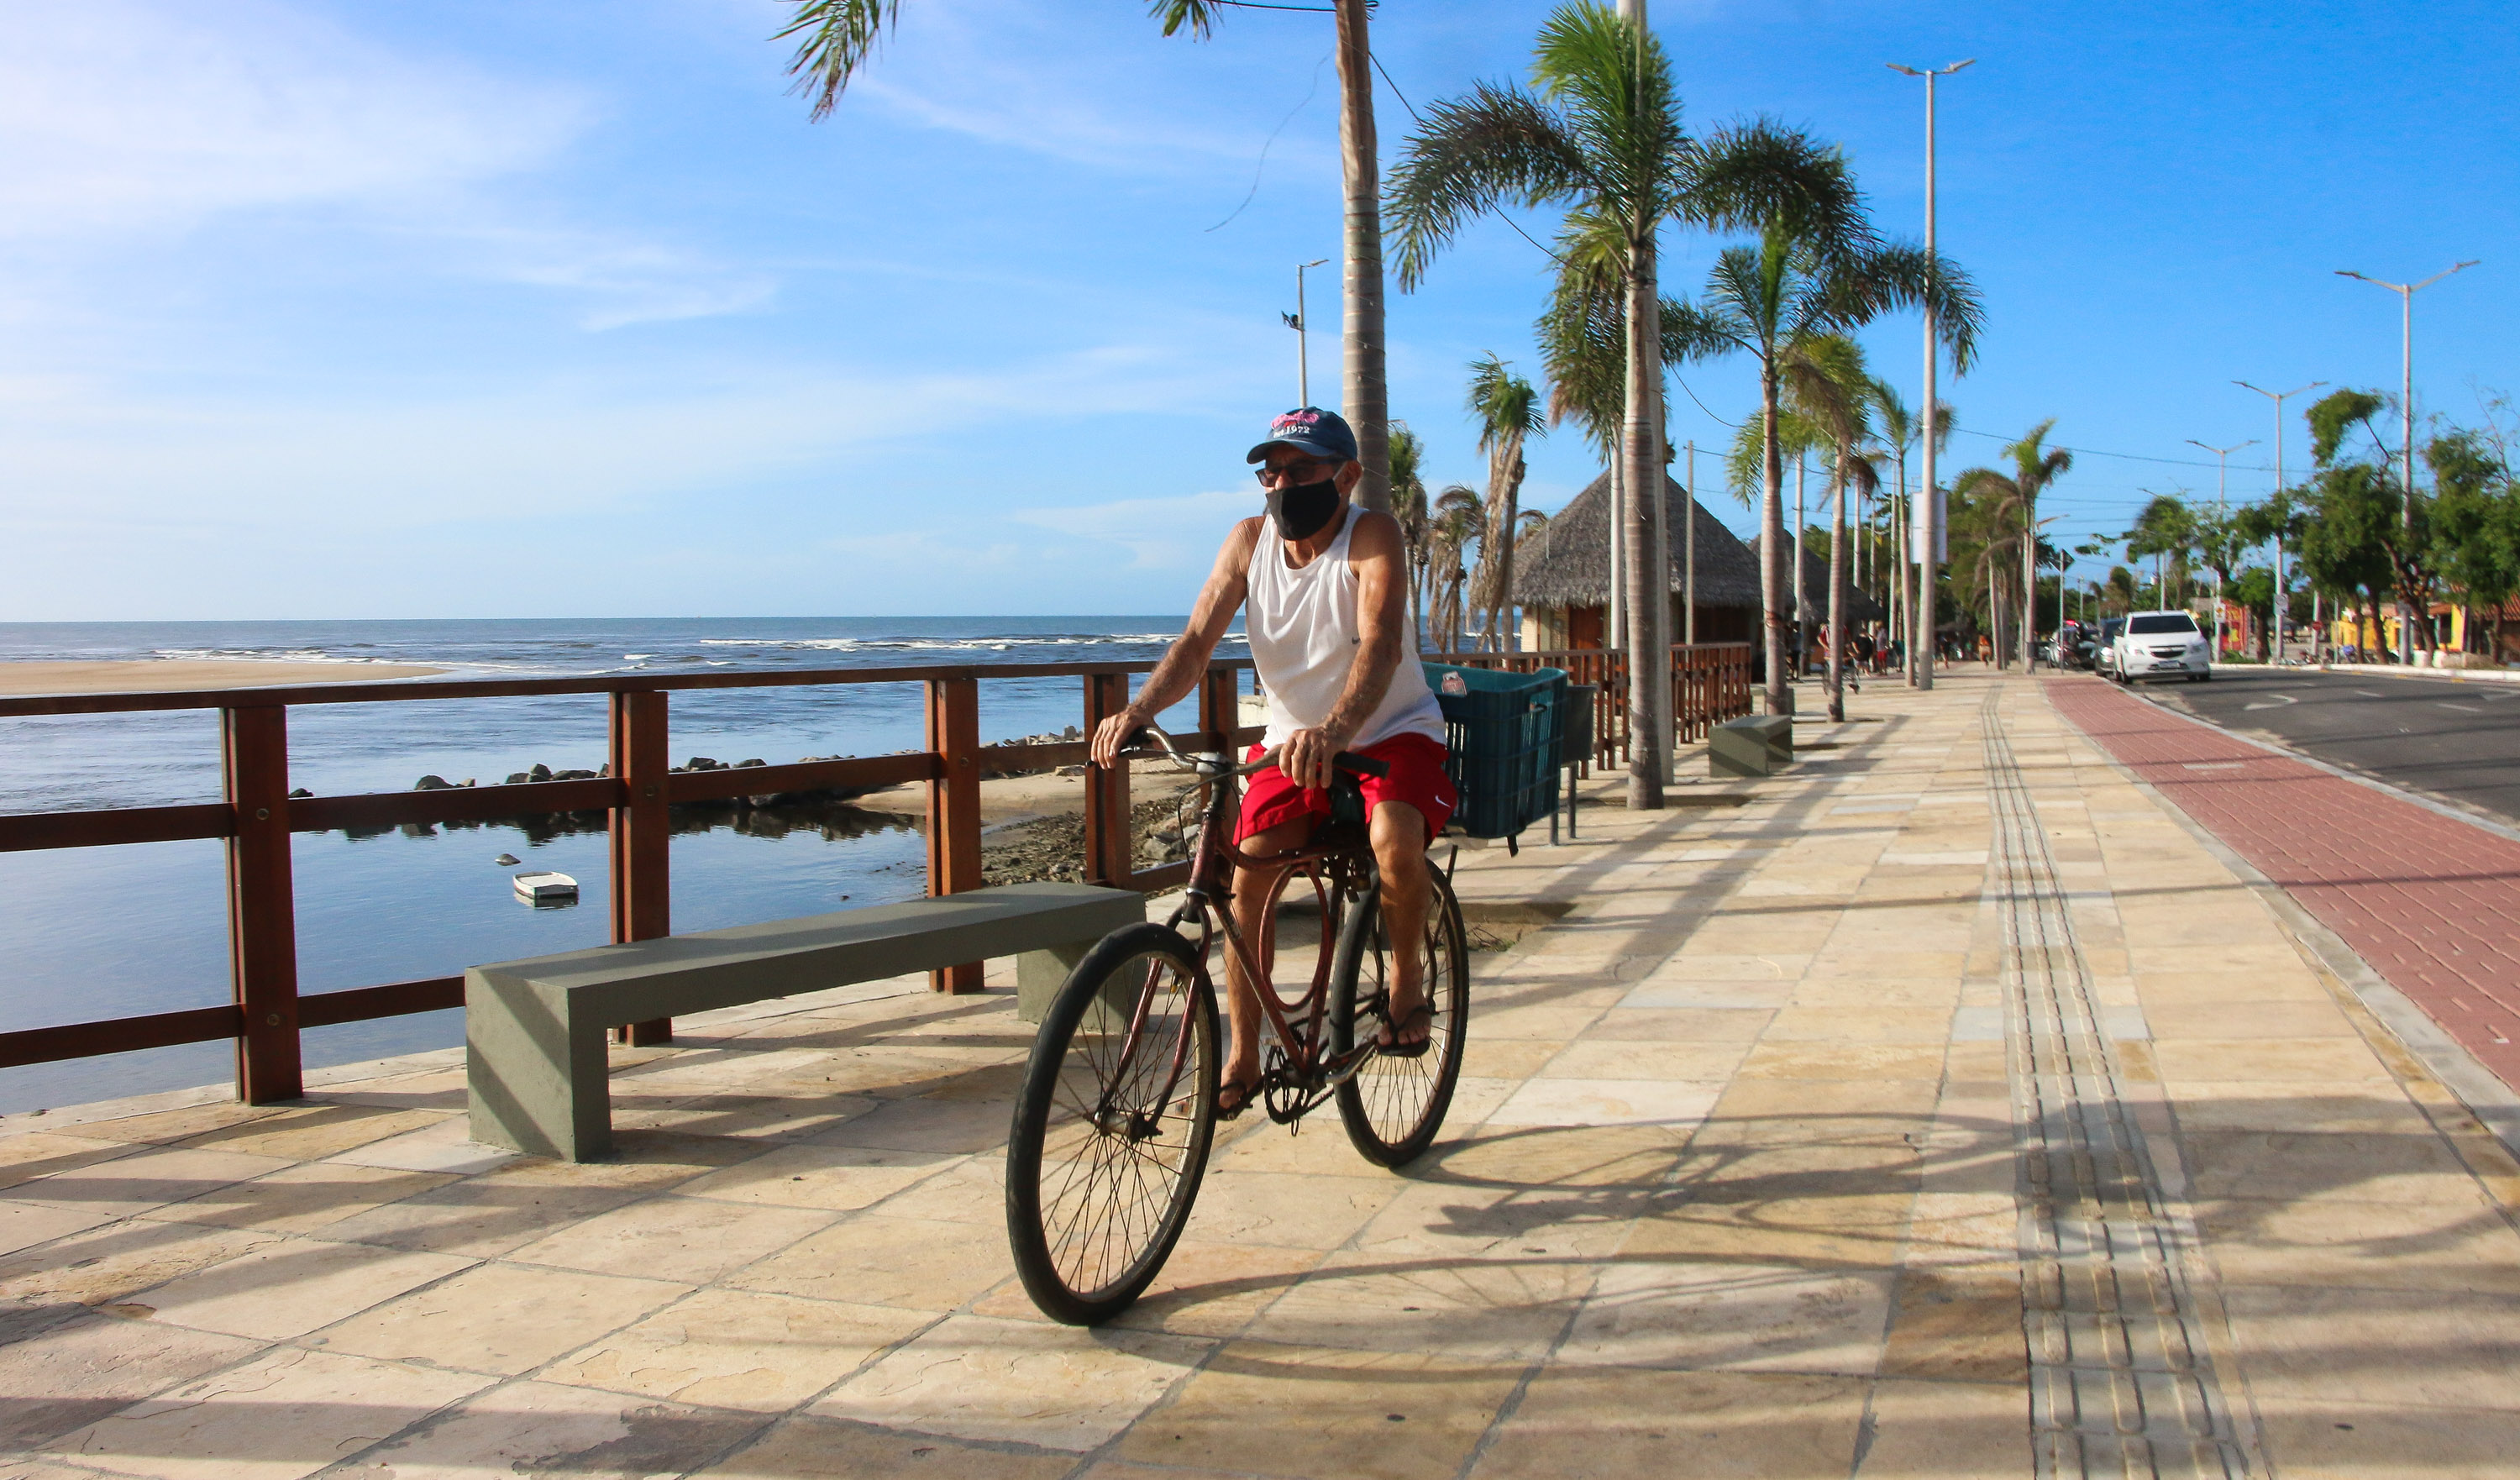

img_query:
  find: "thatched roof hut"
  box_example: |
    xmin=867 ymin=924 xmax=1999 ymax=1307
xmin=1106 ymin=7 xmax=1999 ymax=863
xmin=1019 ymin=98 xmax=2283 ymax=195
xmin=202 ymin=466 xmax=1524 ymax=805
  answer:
xmin=1515 ymin=470 xmax=1884 ymax=624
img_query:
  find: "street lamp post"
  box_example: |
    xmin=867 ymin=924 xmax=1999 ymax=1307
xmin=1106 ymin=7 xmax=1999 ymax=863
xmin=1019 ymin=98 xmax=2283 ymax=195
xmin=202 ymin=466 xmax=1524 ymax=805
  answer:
xmin=2234 ymin=380 xmax=2325 ymax=662
xmin=1888 ymin=57 xmax=1973 ymax=690
xmin=2336 ymin=260 xmax=2479 ymax=664
xmin=2185 ymin=438 xmax=2257 ymax=662
xmin=1290 ymin=258 xmax=1331 ymax=406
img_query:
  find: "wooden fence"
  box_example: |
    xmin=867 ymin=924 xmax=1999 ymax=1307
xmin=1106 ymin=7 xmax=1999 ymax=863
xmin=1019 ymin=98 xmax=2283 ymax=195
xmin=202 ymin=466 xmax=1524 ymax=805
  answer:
xmin=1429 ymin=643 xmax=1755 ymax=771
xmin=0 ymin=661 xmax=1258 ymax=1101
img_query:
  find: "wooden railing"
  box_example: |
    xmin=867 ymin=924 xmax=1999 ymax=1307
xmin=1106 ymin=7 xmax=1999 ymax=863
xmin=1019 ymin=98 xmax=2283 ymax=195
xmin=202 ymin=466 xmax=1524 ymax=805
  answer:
xmin=0 ymin=661 xmax=1258 ymax=1100
xmin=1429 ymin=643 xmax=1755 ymax=770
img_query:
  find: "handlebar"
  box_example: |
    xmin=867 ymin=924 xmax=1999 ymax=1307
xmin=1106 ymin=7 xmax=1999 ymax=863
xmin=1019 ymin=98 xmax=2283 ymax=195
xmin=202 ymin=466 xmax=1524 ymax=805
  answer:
xmin=1118 ymin=726 xmax=1387 ymax=781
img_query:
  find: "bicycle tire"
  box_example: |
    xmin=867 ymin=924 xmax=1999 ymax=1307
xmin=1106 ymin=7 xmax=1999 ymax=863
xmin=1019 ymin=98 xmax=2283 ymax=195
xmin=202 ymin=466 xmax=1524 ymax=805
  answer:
xmin=1329 ymin=866 xmax=1469 ymax=1167
xmin=1005 ymin=922 xmax=1218 ymax=1325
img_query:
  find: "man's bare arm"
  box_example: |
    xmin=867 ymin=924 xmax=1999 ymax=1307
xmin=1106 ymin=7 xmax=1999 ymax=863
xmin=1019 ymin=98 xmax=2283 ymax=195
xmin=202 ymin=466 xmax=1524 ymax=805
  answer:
xmin=1278 ymin=509 xmax=1412 ymax=789
xmin=1090 ymin=517 xmax=1261 ymax=766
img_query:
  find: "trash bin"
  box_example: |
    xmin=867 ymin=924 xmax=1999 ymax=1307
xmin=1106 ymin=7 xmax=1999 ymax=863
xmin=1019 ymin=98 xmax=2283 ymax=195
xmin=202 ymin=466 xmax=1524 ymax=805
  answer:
xmin=1423 ymin=664 xmax=1568 ymax=848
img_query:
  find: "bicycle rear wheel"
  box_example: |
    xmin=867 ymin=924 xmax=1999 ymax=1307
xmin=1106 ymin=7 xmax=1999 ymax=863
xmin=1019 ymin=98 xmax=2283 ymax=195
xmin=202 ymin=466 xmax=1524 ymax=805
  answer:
xmin=1330 ymin=867 xmax=1468 ymax=1167
xmin=1005 ymin=923 xmax=1218 ymax=1325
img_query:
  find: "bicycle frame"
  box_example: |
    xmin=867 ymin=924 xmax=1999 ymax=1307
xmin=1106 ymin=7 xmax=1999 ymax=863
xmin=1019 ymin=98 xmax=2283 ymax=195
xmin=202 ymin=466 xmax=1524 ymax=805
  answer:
xmin=1103 ymin=740 xmax=1383 ymax=1126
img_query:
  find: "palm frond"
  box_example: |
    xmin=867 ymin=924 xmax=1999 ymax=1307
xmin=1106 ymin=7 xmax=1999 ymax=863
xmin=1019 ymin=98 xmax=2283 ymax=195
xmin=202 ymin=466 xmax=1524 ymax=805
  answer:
xmin=1854 ymin=243 xmax=1986 ymax=374
xmin=1386 ymin=85 xmax=1596 ymax=290
xmin=1530 ymin=2 xmax=1691 ymax=228
xmin=1660 ymin=297 xmax=1747 ymax=363
xmin=1727 ymin=406 xmax=1826 ymax=503
xmin=1689 ymin=117 xmax=1871 ymax=248
xmin=1145 ymin=1 xmax=1226 ymax=39
xmin=1468 ymin=354 xmax=1545 ymax=445
xmin=774 ymin=0 xmax=908 ymax=120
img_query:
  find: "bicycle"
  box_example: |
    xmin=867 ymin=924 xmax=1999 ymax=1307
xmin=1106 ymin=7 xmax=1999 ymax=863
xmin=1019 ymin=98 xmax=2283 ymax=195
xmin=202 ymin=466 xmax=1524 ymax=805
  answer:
xmin=1004 ymin=728 xmax=1471 ymax=1325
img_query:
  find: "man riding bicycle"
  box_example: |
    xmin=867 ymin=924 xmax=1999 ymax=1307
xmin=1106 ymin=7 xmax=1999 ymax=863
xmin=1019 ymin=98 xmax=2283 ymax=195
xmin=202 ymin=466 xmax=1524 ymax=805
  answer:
xmin=1090 ymin=407 xmax=1455 ymax=1119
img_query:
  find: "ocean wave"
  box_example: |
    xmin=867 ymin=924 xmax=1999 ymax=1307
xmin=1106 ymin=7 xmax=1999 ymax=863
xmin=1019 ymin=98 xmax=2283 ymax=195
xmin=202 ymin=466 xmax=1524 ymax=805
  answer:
xmin=694 ymin=632 xmax=1242 ymax=652
xmin=150 ymin=648 xmax=411 ymax=665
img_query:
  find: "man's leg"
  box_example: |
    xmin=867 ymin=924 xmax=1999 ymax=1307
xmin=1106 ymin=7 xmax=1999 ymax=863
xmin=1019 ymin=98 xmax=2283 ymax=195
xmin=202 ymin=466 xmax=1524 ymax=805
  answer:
xmin=1225 ymin=817 xmax=1311 ymax=1096
xmin=1368 ymin=800 xmax=1432 ymax=1049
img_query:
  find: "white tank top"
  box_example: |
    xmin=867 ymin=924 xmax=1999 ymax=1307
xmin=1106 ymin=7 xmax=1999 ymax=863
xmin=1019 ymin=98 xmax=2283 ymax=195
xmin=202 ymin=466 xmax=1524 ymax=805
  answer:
xmin=1245 ymin=508 xmax=1447 ymax=750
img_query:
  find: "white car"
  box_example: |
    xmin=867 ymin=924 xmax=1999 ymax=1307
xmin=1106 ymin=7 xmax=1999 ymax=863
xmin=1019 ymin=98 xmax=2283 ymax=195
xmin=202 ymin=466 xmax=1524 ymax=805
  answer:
xmin=2112 ymin=610 xmax=2212 ymax=683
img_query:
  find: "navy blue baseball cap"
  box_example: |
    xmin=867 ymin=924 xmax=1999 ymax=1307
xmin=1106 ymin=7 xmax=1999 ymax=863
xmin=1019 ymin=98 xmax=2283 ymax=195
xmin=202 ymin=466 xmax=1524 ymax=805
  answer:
xmin=1246 ymin=407 xmax=1360 ymax=465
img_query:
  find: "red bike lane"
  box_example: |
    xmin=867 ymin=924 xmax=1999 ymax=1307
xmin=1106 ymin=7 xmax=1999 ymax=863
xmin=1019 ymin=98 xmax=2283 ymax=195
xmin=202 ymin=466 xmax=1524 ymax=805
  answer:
xmin=2045 ymin=674 xmax=2520 ymax=1092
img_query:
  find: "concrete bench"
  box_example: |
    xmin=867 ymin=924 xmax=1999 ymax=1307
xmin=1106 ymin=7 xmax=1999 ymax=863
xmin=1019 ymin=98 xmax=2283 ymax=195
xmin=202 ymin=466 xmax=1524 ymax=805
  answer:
xmin=1709 ymin=715 xmax=1793 ymax=778
xmin=466 ymin=881 xmax=1144 ymax=1161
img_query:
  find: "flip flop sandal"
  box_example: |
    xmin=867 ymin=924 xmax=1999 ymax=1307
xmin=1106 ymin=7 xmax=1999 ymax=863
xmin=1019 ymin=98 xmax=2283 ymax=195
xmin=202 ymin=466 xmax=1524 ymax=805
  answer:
xmin=1215 ymin=1073 xmax=1263 ymax=1120
xmin=1375 ymin=1002 xmax=1436 ymax=1059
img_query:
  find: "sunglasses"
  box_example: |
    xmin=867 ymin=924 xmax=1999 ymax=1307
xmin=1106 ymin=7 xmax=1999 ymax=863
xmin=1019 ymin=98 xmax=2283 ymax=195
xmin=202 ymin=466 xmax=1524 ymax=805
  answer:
xmin=1254 ymin=459 xmax=1338 ymax=486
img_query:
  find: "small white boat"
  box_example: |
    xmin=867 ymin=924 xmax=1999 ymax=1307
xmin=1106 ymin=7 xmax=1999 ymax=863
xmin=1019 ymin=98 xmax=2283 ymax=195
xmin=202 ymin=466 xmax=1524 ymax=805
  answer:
xmin=512 ymin=871 xmax=580 ymax=902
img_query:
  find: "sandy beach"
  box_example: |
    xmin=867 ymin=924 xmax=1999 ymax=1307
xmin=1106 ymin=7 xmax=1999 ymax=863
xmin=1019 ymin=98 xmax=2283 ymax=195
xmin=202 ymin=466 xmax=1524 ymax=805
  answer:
xmin=0 ymin=659 xmax=449 ymax=697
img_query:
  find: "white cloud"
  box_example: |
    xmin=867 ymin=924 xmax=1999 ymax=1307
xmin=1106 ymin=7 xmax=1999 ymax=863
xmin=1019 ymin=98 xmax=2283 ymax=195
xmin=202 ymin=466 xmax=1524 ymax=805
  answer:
xmin=470 ymin=231 xmax=781 ymax=331
xmin=0 ymin=0 xmax=773 ymax=334
xmin=1012 ymin=490 xmax=1253 ymax=570
xmin=0 ymin=344 xmax=1252 ymax=533
xmin=840 ymin=0 xmax=1333 ymax=176
xmin=0 ymin=0 xmax=585 ymax=238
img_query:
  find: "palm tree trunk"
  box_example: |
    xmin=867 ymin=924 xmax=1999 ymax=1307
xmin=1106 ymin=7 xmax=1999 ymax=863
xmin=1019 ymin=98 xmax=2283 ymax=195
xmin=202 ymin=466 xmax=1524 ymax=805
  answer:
xmin=1758 ymin=360 xmax=1790 ymax=716
xmin=1334 ymin=0 xmax=1389 ymax=515
xmin=1498 ymin=453 xmax=1523 ymax=653
xmin=1826 ymin=453 xmax=1848 ymax=721
xmin=1623 ymin=240 xmax=1666 ymax=808
xmin=2020 ymin=495 xmax=2037 ymax=670
xmin=1793 ymin=455 xmax=1808 ymax=678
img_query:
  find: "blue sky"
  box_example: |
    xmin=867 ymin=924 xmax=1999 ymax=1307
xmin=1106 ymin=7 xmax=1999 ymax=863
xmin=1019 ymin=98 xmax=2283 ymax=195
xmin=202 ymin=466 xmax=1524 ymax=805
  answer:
xmin=3 ymin=0 xmax=2515 ymax=619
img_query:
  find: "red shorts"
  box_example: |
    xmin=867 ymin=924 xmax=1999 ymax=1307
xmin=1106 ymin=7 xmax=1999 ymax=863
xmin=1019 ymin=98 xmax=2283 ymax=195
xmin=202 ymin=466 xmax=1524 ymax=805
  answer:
xmin=1236 ymin=732 xmax=1456 ymax=846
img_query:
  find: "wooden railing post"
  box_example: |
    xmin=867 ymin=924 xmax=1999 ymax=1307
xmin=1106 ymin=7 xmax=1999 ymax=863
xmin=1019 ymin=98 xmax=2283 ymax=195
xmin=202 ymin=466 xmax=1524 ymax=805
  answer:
xmin=1082 ymin=673 xmax=1133 ymax=887
xmin=926 ymin=677 xmax=984 ymax=994
xmin=1199 ymin=666 xmax=1239 ymax=754
xmin=610 ymin=689 xmax=674 ymax=1044
xmin=223 ymin=705 xmax=302 ymax=1103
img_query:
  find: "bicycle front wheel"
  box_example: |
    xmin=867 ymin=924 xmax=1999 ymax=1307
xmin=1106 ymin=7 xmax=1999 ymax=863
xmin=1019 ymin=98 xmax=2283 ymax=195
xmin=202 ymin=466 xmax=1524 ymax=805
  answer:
xmin=1330 ymin=866 xmax=1469 ymax=1167
xmin=1005 ymin=923 xmax=1218 ymax=1325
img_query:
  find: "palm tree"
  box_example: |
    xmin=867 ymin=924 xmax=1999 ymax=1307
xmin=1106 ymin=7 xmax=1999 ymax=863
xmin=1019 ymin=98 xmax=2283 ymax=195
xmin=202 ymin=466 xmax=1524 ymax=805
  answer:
xmin=1950 ymin=421 xmax=2071 ymax=669
xmin=774 ymin=0 xmax=1394 ymax=511
xmin=1866 ymin=381 xmax=1953 ymax=682
xmin=1662 ymin=132 xmax=1984 ymax=718
xmin=1536 ymin=211 xmax=1698 ymax=663
xmin=1388 ymin=8 xmax=1857 ymax=806
xmin=1465 ymin=357 xmax=1545 ymax=652
xmin=1430 ymin=485 xmax=1488 ymax=653
xmin=2127 ymin=494 xmax=2197 ymax=611
xmin=1776 ymin=335 xmax=1875 ymax=719
xmin=1388 ymin=422 xmax=1432 ymax=645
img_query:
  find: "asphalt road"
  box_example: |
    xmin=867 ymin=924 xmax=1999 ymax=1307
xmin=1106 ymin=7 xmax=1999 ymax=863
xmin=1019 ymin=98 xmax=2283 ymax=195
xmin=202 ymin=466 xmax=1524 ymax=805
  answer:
xmin=2124 ymin=666 xmax=2520 ymax=827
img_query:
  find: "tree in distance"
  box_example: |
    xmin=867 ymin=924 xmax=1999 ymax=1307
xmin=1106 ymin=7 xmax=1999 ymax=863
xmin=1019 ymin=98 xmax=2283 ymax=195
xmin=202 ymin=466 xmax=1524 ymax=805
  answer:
xmin=1387 ymin=422 xmax=1434 ymax=643
xmin=1950 ymin=420 xmax=2070 ymax=672
xmin=1389 ymin=1 xmax=1709 ymax=806
xmin=2124 ymin=493 xmax=2197 ymax=614
xmin=1658 ymin=129 xmax=1982 ymax=719
xmin=1464 ymin=356 xmax=1544 ymax=653
xmin=2299 ymin=388 xmax=2424 ymax=656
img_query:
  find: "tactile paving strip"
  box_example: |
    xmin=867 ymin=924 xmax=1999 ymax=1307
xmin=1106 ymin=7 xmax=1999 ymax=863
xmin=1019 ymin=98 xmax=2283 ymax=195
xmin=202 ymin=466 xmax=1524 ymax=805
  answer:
xmin=1981 ymin=693 xmax=2256 ymax=1479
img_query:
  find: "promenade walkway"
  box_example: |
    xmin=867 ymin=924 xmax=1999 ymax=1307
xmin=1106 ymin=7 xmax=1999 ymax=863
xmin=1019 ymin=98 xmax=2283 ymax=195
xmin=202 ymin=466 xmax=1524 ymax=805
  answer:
xmin=2050 ymin=675 xmax=2520 ymax=1097
xmin=4 ymin=670 xmax=2518 ymax=1479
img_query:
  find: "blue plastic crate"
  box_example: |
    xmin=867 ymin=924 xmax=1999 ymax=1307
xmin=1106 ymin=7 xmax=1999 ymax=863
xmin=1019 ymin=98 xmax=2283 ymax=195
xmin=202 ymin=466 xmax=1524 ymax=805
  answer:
xmin=1423 ymin=663 xmax=1568 ymax=842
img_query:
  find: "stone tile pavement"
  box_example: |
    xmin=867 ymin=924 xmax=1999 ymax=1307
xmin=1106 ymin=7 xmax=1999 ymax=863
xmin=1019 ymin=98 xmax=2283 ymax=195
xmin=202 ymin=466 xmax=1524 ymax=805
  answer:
xmin=2049 ymin=674 xmax=2520 ymax=1093
xmin=3 ymin=670 xmax=2517 ymax=1478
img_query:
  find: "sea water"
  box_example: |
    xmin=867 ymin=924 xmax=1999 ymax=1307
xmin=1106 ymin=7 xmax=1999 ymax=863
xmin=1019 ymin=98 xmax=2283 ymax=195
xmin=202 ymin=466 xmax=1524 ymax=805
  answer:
xmin=0 ymin=617 xmax=1241 ymax=1111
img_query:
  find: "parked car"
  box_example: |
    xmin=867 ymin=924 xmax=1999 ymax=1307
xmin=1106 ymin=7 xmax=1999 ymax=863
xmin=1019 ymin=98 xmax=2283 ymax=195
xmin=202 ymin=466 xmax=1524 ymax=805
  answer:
xmin=2054 ymin=620 xmax=2102 ymax=670
xmin=2092 ymin=617 xmax=2126 ymax=679
xmin=2112 ymin=610 xmax=2212 ymax=683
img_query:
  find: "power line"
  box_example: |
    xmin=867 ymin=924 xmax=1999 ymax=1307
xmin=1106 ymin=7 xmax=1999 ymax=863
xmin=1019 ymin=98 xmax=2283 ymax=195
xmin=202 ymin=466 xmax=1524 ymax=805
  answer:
xmin=1946 ymin=424 xmax=2280 ymax=475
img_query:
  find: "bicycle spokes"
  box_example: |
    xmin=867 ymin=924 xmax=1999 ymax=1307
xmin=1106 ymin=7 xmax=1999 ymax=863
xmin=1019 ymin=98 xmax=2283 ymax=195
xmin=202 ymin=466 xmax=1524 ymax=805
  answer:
xmin=1030 ymin=948 xmax=1210 ymax=1302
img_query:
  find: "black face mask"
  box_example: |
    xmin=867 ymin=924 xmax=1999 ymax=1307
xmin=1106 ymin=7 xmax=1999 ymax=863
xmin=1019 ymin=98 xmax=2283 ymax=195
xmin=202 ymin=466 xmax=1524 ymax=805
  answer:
xmin=1267 ymin=477 xmax=1342 ymax=540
